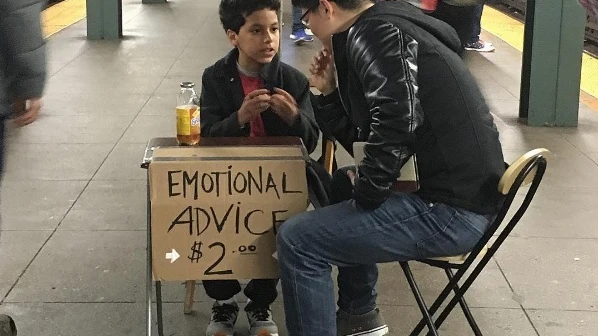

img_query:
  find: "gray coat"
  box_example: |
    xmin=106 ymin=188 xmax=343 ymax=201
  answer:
xmin=0 ymin=0 xmax=47 ymax=118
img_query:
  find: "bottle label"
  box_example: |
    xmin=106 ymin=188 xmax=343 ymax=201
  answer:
xmin=176 ymin=105 xmax=200 ymax=136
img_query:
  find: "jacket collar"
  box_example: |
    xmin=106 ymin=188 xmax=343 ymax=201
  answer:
xmin=214 ymin=48 xmax=282 ymax=110
xmin=215 ymin=48 xmax=281 ymax=88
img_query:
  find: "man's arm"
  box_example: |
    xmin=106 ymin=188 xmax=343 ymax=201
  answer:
xmin=288 ymin=76 xmax=320 ymax=154
xmin=348 ymin=19 xmax=424 ymax=210
xmin=313 ymin=90 xmax=358 ymax=156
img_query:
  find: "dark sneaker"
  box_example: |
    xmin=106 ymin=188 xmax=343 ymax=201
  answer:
xmin=206 ymin=301 xmax=239 ymax=336
xmin=337 ymin=308 xmax=389 ymax=336
xmin=245 ymin=303 xmax=279 ymax=336
xmin=0 ymin=315 xmax=16 ymax=336
xmin=464 ymin=40 xmax=495 ymax=52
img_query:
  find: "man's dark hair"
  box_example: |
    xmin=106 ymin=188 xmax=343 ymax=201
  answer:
xmin=291 ymin=0 xmax=371 ymax=10
xmin=219 ymin=0 xmax=281 ymax=33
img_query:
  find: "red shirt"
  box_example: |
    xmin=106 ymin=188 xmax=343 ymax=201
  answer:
xmin=239 ymin=72 xmax=267 ymax=137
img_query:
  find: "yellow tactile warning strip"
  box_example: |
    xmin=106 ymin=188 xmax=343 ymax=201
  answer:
xmin=482 ymin=6 xmax=598 ymax=111
xmin=42 ymin=0 xmax=86 ymax=38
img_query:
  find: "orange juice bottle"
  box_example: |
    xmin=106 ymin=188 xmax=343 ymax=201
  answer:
xmin=176 ymin=82 xmax=200 ymax=146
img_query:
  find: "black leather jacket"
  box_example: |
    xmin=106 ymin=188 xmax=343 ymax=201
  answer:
xmin=316 ymin=1 xmax=505 ymax=213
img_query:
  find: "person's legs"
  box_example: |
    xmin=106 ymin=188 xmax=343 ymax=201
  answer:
xmin=243 ymin=279 xmax=278 ymax=307
xmin=330 ymin=168 xmax=379 ymax=316
xmin=464 ymin=4 xmax=495 ymax=52
xmin=203 ymin=280 xmax=242 ymax=301
xmin=277 ymin=192 xmax=492 ymax=336
xmin=0 ymin=315 xmax=16 ymax=336
xmin=471 ymin=4 xmax=484 ymax=44
xmin=428 ymin=1 xmax=475 ymax=46
xmin=0 ymin=120 xmax=14 ymax=336
xmin=203 ymin=280 xmax=242 ymax=336
xmin=292 ymin=6 xmax=304 ymax=33
xmin=290 ymin=6 xmax=313 ymax=43
xmin=243 ymin=279 xmax=280 ymax=336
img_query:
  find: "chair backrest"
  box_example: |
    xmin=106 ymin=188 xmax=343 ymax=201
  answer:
xmin=497 ymin=148 xmax=550 ymax=195
xmin=463 ymin=148 xmax=550 ymax=268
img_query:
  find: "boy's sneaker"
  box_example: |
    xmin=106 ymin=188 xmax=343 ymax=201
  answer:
xmin=290 ymin=29 xmax=314 ymax=44
xmin=0 ymin=315 xmax=16 ymax=336
xmin=464 ymin=40 xmax=495 ymax=52
xmin=337 ymin=308 xmax=389 ymax=336
xmin=246 ymin=302 xmax=279 ymax=336
xmin=305 ymin=28 xmax=314 ymax=36
xmin=206 ymin=301 xmax=239 ymax=336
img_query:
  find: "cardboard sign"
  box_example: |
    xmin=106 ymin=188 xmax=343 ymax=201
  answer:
xmin=149 ymin=145 xmax=308 ymax=281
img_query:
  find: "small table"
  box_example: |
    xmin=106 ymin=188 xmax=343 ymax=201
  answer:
xmin=141 ymin=137 xmax=308 ymax=336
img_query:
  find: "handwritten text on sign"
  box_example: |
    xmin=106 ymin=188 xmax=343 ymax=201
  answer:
xmin=150 ymin=157 xmax=307 ymax=281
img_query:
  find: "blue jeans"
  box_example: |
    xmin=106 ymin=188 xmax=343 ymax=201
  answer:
xmin=277 ymin=176 xmax=492 ymax=335
xmin=292 ymin=6 xmax=305 ymax=33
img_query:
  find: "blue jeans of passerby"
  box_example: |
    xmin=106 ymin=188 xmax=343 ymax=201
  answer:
xmin=292 ymin=6 xmax=305 ymax=33
xmin=471 ymin=4 xmax=484 ymax=43
xmin=276 ymin=169 xmax=493 ymax=336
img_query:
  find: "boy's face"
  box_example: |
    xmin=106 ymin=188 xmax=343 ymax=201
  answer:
xmin=228 ymin=9 xmax=280 ymax=68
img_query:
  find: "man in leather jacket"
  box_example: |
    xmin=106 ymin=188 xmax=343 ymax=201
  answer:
xmin=276 ymin=1 xmax=505 ymax=335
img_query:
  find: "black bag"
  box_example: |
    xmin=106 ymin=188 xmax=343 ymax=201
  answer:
xmin=306 ymin=158 xmax=332 ymax=209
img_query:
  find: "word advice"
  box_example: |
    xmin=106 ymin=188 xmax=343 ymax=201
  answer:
xmin=166 ymin=165 xmax=303 ymax=237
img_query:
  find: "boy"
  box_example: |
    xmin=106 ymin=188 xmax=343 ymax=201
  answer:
xmin=199 ymin=1 xmax=320 ymax=335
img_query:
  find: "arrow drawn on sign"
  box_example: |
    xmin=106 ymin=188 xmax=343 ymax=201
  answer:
xmin=165 ymin=249 xmax=180 ymax=263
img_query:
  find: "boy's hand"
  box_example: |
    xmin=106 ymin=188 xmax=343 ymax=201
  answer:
xmin=270 ymin=88 xmax=299 ymax=125
xmin=238 ymin=89 xmax=271 ymax=125
xmin=309 ymin=48 xmax=336 ymax=96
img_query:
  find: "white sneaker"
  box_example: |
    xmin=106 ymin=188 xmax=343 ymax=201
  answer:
xmin=305 ymin=28 xmax=313 ymax=36
xmin=464 ymin=40 xmax=495 ymax=52
xmin=205 ymin=301 xmax=239 ymax=336
xmin=246 ymin=302 xmax=279 ymax=336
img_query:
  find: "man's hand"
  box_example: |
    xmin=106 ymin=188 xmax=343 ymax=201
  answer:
xmin=270 ymin=88 xmax=299 ymax=125
xmin=12 ymin=98 xmax=42 ymax=127
xmin=347 ymin=169 xmax=356 ymax=186
xmin=238 ymin=89 xmax=271 ymax=125
xmin=309 ymin=48 xmax=336 ymax=96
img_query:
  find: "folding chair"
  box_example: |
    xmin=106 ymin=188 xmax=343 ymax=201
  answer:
xmin=399 ymin=148 xmax=550 ymax=336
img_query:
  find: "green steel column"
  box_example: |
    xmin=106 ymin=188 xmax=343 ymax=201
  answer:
xmin=86 ymin=0 xmax=122 ymax=40
xmin=520 ymin=0 xmax=586 ymax=126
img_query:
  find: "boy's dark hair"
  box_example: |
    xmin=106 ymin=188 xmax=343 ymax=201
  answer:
xmin=219 ymin=0 xmax=281 ymax=33
xmin=291 ymin=0 xmax=371 ymax=10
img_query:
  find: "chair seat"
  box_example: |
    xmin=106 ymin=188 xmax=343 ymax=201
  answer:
xmin=426 ymin=245 xmax=489 ymax=265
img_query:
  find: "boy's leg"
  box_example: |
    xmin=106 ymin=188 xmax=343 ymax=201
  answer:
xmin=277 ymin=193 xmax=491 ymax=336
xmin=243 ymin=279 xmax=279 ymax=336
xmin=243 ymin=279 xmax=278 ymax=307
xmin=203 ymin=280 xmax=242 ymax=336
xmin=203 ymin=280 xmax=242 ymax=301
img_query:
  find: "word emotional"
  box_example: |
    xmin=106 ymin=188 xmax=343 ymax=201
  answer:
xmin=167 ymin=165 xmax=302 ymax=200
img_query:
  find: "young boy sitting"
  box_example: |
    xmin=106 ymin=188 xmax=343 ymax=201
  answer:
xmin=199 ymin=0 xmax=320 ymax=335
